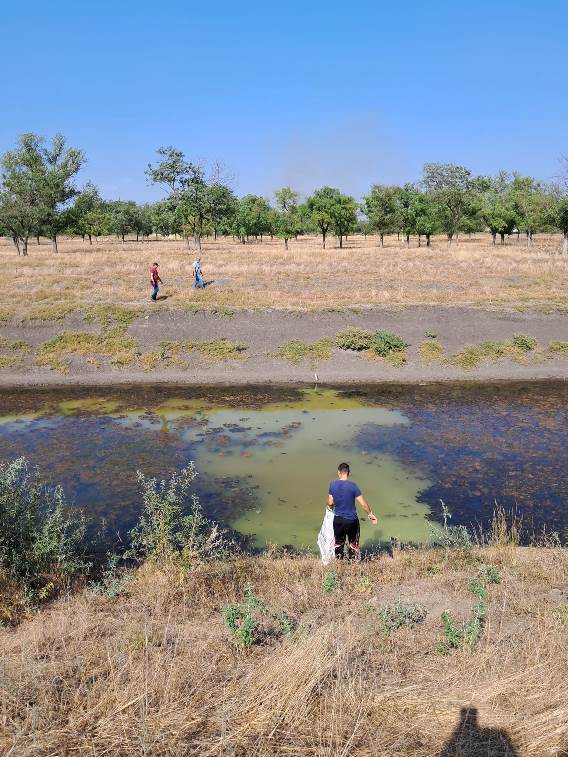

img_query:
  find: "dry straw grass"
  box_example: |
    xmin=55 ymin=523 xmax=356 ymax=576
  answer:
xmin=1 ymin=546 xmax=568 ymax=755
xmin=3 ymin=233 xmax=568 ymax=315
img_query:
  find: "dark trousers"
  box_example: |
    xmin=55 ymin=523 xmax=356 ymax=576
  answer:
xmin=333 ymin=516 xmax=360 ymax=559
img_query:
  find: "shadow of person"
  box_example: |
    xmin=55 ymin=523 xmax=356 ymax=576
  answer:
xmin=155 ymin=294 xmax=169 ymax=301
xmin=439 ymin=707 xmax=519 ymax=756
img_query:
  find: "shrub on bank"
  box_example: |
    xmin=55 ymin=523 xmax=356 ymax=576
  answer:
xmin=0 ymin=458 xmax=88 ymax=617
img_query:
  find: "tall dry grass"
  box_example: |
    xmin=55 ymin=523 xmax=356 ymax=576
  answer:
xmin=3 ymin=233 xmax=568 ymax=315
xmin=1 ymin=546 xmax=567 ymax=755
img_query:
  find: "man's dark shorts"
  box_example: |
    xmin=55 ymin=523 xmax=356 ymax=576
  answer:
xmin=333 ymin=516 xmax=360 ymax=559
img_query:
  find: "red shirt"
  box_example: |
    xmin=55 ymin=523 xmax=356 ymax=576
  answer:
xmin=150 ymin=266 xmax=159 ymax=284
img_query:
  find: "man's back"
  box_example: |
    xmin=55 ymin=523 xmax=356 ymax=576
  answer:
xmin=329 ymin=479 xmax=361 ymax=519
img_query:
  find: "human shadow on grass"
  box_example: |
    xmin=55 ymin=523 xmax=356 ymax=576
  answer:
xmin=438 ymin=707 xmax=519 ymax=757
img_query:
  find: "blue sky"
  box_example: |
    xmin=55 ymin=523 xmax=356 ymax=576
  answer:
xmin=2 ymin=0 xmax=566 ymax=202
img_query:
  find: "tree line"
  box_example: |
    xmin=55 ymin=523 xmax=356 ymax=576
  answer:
xmin=0 ymin=133 xmax=567 ymax=256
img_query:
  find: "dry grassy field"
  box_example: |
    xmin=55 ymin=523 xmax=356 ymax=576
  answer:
xmin=3 ymin=233 xmax=568 ymax=317
xmin=1 ymin=545 xmax=567 ymax=755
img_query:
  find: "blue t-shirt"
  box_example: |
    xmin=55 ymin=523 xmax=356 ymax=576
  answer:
xmin=329 ymin=479 xmax=361 ymax=519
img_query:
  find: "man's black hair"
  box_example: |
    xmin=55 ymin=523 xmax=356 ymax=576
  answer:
xmin=338 ymin=462 xmax=350 ymax=474
xmin=153 ymin=262 xmax=159 ymax=266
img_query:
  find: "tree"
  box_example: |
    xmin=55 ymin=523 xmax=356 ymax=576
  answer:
xmin=232 ymin=195 xmax=271 ymax=243
xmin=70 ymin=182 xmax=103 ymax=244
xmin=174 ymin=165 xmax=210 ymax=251
xmin=422 ymin=163 xmax=475 ymax=244
xmin=0 ymin=133 xmax=84 ymax=255
xmin=146 ymin=146 xmax=191 ymax=194
xmin=328 ymin=193 xmax=357 ymax=248
xmin=150 ymin=200 xmax=177 ymax=240
xmin=108 ymin=200 xmax=137 ymax=242
xmin=510 ymin=174 xmax=549 ymax=247
xmin=306 ymin=187 xmax=351 ymax=248
xmin=395 ymin=184 xmax=420 ymax=247
xmin=208 ymin=182 xmax=237 ymax=239
xmin=362 ymin=185 xmax=400 ymax=247
xmin=413 ymin=191 xmax=440 ymax=247
xmin=480 ymin=172 xmax=517 ymax=244
xmin=274 ymin=187 xmax=300 ymax=249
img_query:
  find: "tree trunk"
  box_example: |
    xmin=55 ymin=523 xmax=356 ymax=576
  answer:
xmin=405 ymin=234 xmax=410 ymax=248
xmin=491 ymin=232 xmax=496 ymax=245
xmin=339 ymin=235 xmax=343 ymax=249
xmin=397 ymin=231 xmax=400 ymax=241
xmin=186 ymin=237 xmax=190 ymax=249
xmin=379 ymin=233 xmax=384 ymax=247
xmin=88 ymin=234 xmax=92 ymax=245
xmin=155 ymin=232 xmax=158 ymax=241
xmin=516 ymin=230 xmax=520 ymax=240
xmin=22 ymin=236 xmax=29 ymax=256
xmin=52 ymin=235 xmax=58 ymax=254
xmin=426 ymin=234 xmax=431 ymax=247
xmin=12 ymin=235 xmax=21 ymax=255
xmin=214 ymin=228 xmax=217 ymax=240
xmin=500 ymin=232 xmax=505 ymax=244
xmin=447 ymin=233 xmax=453 ymax=245
xmin=136 ymin=232 xmax=139 ymax=241
xmin=121 ymin=234 xmax=125 ymax=243
xmin=241 ymin=236 xmax=246 ymax=244
xmin=284 ymin=238 xmax=288 ymax=250
xmin=563 ymin=232 xmax=568 ymax=254
xmin=322 ymin=230 xmax=326 ymax=249
xmin=36 ymin=233 xmax=40 ymax=245
xmin=418 ymin=234 xmax=422 ymax=247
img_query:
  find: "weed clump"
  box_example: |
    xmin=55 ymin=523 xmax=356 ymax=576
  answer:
xmin=27 ymin=304 xmax=77 ymax=321
xmin=418 ymin=339 xmax=445 ymax=362
xmin=438 ymin=565 xmax=501 ymax=653
xmin=322 ymin=569 xmax=338 ymax=593
xmin=35 ymin=326 xmax=139 ymax=371
xmin=511 ymin=333 xmax=538 ymax=352
xmin=222 ymin=585 xmax=296 ymax=648
xmin=371 ymin=330 xmax=408 ymax=357
xmin=273 ymin=338 xmax=332 ymax=363
xmin=161 ymin=338 xmax=246 ymax=362
xmin=378 ymin=600 xmax=427 ymax=632
xmin=549 ymin=340 xmax=568 ymax=356
xmin=335 ymin=327 xmax=373 ymax=351
xmin=83 ymin=304 xmax=143 ymax=327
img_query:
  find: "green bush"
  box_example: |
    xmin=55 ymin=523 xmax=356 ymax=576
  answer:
xmin=127 ymin=463 xmax=227 ymax=564
xmin=371 ymin=330 xmax=408 ymax=357
xmin=378 ymin=600 xmax=427 ymax=632
xmin=335 ymin=327 xmax=374 ymax=351
xmin=512 ymin=333 xmax=538 ymax=352
xmin=0 ymin=458 xmax=87 ymax=586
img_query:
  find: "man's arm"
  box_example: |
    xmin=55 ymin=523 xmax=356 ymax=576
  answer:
xmin=327 ymin=494 xmax=334 ymax=511
xmin=356 ymin=495 xmax=378 ymax=524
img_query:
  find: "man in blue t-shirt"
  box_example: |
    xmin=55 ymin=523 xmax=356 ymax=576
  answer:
xmin=328 ymin=462 xmax=377 ymax=559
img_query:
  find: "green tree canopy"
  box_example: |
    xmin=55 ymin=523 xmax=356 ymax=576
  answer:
xmin=0 ymin=133 xmax=84 ymax=255
xmin=361 ymin=184 xmax=400 ymax=246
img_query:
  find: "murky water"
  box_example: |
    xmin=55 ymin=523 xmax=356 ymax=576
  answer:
xmin=1 ymin=382 xmax=567 ymax=549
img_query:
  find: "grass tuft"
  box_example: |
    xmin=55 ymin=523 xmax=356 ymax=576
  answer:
xmin=35 ymin=326 xmax=139 ymax=372
xmin=161 ymin=338 xmax=246 ymax=361
xmin=27 ymin=304 xmax=77 ymax=321
xmin=83 ymin=304 xmax=143 ymax=327
xmin=549 ymin=340 xmax=568 ymax=356
xmin=418 ymin=339 xmax=445 ymax=362
xmin=273 ymin=338 xmax=333 ymax=363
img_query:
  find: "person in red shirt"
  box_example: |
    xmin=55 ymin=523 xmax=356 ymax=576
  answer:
xmin=149 ymin=262 xmax=162 ymax=301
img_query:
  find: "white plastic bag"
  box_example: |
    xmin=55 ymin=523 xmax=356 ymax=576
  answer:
xmin=317 ymin=508 xmax=335 ymax=565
